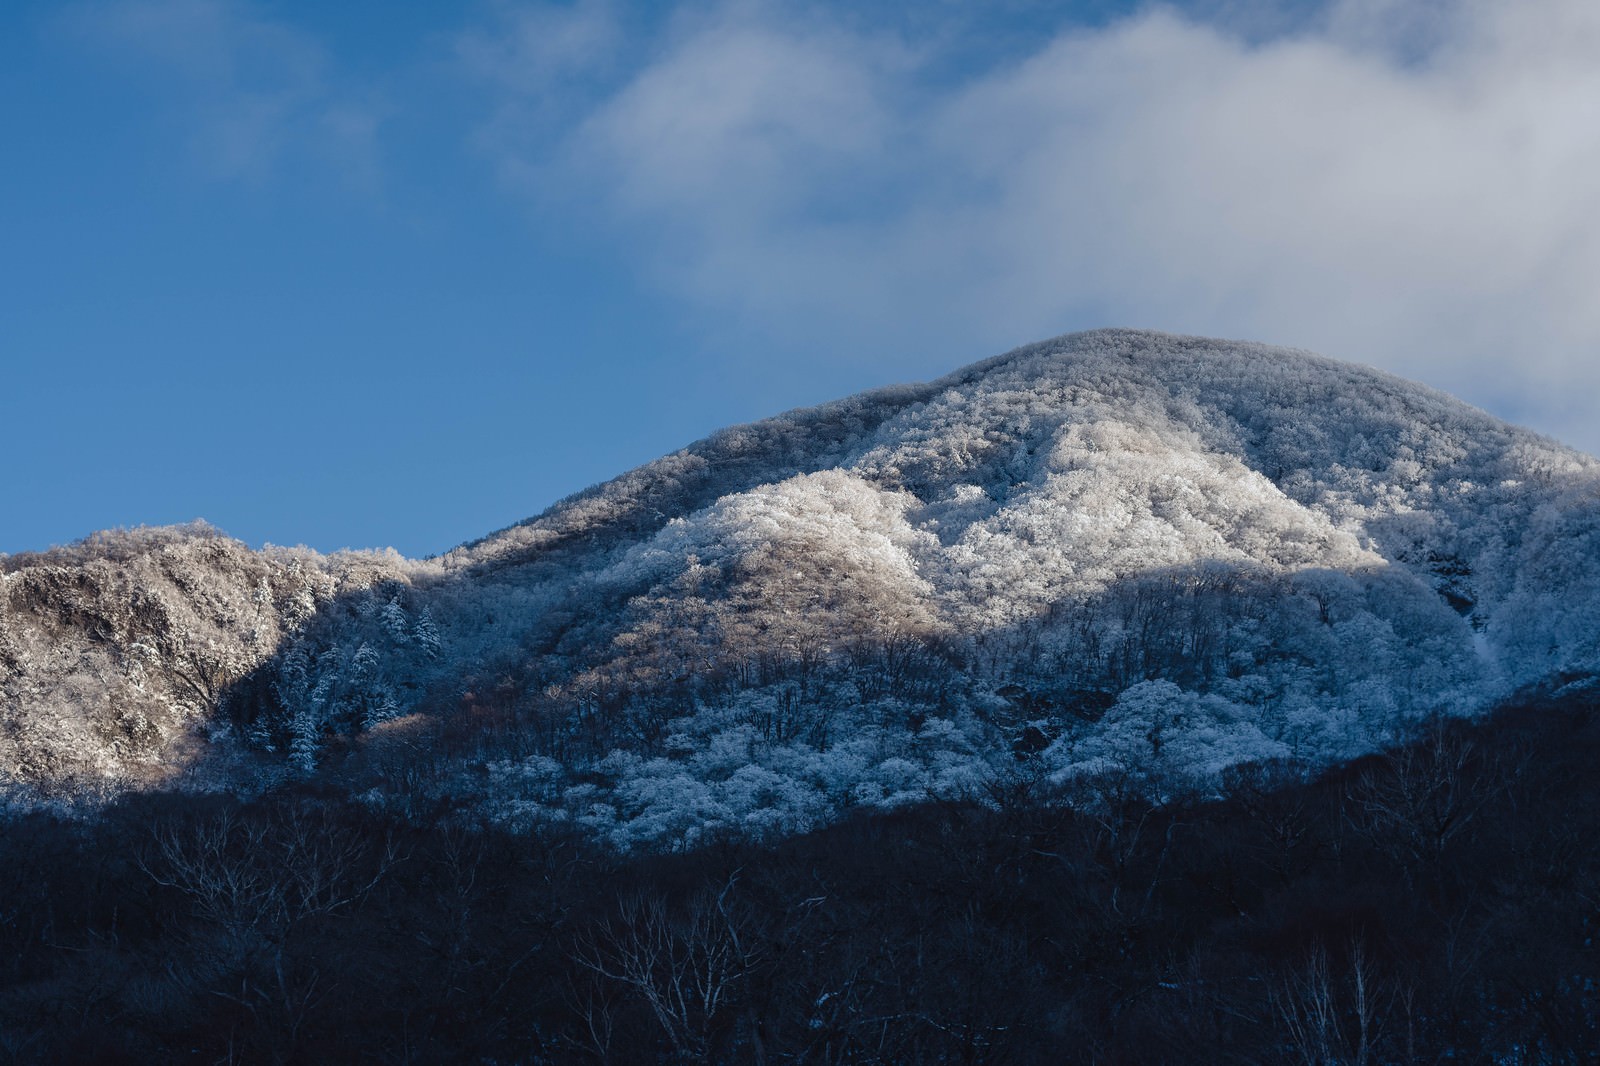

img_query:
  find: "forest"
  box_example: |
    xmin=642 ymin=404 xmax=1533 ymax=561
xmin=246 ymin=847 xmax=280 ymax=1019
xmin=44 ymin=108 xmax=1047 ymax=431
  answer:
xmin=1 ymin=696 xmax=1595 ymax=1063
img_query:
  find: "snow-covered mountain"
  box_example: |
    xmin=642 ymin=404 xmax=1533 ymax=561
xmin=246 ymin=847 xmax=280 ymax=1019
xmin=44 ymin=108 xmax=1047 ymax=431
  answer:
xmin=4 ymin=329 xmax=1598 ymax=844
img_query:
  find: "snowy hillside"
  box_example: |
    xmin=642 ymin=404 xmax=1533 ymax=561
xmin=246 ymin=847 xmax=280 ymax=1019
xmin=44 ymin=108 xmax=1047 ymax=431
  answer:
xmin=0 ymin=525 xmax=414 ymax=806
xmin=4 ymin=330 xmax=1598 ymax=844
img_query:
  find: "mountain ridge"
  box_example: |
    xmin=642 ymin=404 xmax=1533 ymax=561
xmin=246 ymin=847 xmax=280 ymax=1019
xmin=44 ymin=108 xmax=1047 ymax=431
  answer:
xmin=4 ymin=329 xmax=1598 ymax=844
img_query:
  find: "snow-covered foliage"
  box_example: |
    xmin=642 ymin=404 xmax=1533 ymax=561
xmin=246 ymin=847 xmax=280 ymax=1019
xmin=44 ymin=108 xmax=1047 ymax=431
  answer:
xmin=5 ymin=330 xmax=1598 ymax=844
xmin=0 ymin=524 xmax=414 ymax=804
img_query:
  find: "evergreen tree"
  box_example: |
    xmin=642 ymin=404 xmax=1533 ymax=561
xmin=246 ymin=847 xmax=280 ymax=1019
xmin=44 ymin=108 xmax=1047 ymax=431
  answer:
xmin=364 ymin=692 xmax=400 ymax=731
xmin=290 ymin=674 xmax=333 ymax=774
xmin=381 ymin=595 xmax=410 ymax=642
xmin=415 ymin=606 xmax=442 ymax=660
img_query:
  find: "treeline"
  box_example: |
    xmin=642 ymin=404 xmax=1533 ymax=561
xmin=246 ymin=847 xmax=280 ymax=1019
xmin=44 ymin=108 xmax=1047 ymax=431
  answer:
xmin=2 ymin=696 xmax=1596 ymax=1063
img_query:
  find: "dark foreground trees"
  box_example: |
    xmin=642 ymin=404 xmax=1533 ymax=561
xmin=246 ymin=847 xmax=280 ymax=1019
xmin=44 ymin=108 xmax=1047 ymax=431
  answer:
xmin=1 ymin=697 xmax=1596 ymax=1064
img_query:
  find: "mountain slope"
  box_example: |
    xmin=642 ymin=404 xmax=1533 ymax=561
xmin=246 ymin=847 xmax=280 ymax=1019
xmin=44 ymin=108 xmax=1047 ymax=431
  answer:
xmin=0 ymin=525 xmax=414 ymax=806
xmin=4 ymin=330 xmax=1598 ymax=841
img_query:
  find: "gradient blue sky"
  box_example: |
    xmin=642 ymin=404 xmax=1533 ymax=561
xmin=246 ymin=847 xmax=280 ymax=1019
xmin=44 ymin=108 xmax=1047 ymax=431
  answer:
xmin=5 ymin=0 xmax=1599 ymax=557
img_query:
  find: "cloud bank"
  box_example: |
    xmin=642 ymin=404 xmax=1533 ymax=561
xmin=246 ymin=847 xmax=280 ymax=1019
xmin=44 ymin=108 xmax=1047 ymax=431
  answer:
xmin=470 ymin=0 xmax=1600 ymax=452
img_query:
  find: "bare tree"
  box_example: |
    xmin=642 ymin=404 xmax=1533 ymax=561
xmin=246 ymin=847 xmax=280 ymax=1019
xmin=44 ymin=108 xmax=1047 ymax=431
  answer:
xmin=138 ymin=802 xmax=404 ymax=1063
xmin=1272 ymin=939 xmax=1389 ymax=1066
xmin=1350 ymin=719 xmax=1510 ymax=882
xmin=570 ymin=876 xmax=761 ymax=1060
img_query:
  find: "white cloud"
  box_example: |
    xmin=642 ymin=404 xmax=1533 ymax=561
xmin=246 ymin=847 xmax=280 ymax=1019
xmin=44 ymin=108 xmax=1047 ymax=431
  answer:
xmin=71 ymin=0 xmax=384 ymax=186
xmin=456 ymin=0 xmax=626 ymax=191
xmin=474 ymin=0 xmax=1600 ymax=454
xmin=457 ymin=0 xmax=620 ymax=95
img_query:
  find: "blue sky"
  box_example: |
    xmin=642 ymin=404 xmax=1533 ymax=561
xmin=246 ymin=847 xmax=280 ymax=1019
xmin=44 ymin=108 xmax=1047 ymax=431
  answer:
xmin=5 ymin=0 xmax=1599 ymax=557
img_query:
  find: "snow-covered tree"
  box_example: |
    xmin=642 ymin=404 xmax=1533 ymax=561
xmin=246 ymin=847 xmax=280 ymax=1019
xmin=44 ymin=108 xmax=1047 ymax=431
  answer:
xmin=381 ymin=595 xmax=410 ymax=643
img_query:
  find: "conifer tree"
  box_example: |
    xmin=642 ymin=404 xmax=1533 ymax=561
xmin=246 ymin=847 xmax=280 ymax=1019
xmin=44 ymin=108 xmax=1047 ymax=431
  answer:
xmin=415 ymin=606 xmax=442 ymax=660
xmin=381 ymin=595 xmax=410 ymax=642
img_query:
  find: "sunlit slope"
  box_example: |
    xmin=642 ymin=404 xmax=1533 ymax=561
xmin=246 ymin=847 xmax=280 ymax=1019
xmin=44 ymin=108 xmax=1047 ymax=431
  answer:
xmin=458 ymin=328 xmax=1599 ymax=692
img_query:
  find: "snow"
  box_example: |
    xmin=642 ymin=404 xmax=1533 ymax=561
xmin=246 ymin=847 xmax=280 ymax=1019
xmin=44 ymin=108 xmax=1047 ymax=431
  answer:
xmin=5 ymin=329 xmax=1599 ymax=845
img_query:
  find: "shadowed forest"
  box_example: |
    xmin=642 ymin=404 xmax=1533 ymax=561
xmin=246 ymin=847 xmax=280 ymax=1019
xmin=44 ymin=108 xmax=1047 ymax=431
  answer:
xmin=3 ymin=696 xmax=1595 ymax=1064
